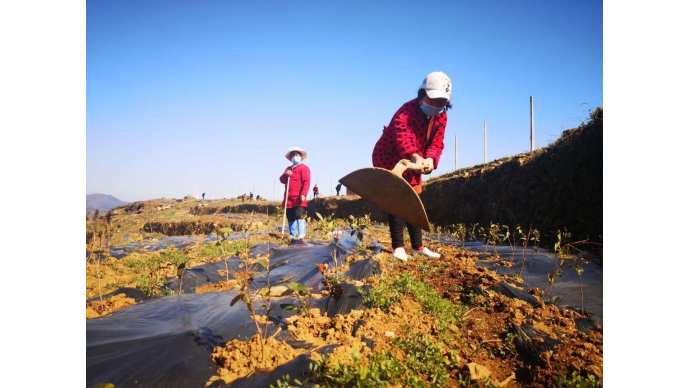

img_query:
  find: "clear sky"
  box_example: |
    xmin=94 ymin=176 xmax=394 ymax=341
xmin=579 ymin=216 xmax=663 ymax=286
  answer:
xmin=87 ymin=0 xmax=602 ymax=202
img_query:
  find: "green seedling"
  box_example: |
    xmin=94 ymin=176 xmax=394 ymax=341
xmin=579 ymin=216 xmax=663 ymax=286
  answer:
xmin=303 ymin=333 xmax=454 ymax=387
xmin=311 ymin=212 xmax=346 ymax=295
xmin=229 ymin=218 xmax=277 ymax=363
xmin=87 ymin=210 xmax=115 ymax=301
xmin=215 ymin=227 xmax=236 ymax=283
xmin=347 ymin=214 xmax=371 ymax=231
xmin=476 ymin=225 xmax=487 ymax=253
xmin=311 ymin=212 xmax=338 ymax=240
xmin=487 ymin=223 xmax=501 ymax=255
xmin=515 ymin=225 xmax=527 ymax=275
xmin=575 ymin=261 xmax=585 ymax=313
xmin=470 ymin=223 xmax=480 ymax=241
xmin=554 ymin=229 xmax=573 ymax=258
xmin=501 ymin=224 xmax=514 ymax=258
xmin=160 ymin=249 xmax=190 ymax=295
xmin=530 ymin=228 xmax=541 ymax=251
xmin=126 ymin=252 xmax=166 ymax=297
xmin=271 ymin=375 xmax=304 ymax=388
xmin=553 ymin=371 xmax=601 ymax=388
xmin=281 ymin=282 xmax=311 ymax=316
xmin=451 ymin=223 xmax=467 ymax=247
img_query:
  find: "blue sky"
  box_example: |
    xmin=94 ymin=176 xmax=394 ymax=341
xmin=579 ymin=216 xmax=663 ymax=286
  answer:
xmin=87 ymin=0 xmax=602 ymax=201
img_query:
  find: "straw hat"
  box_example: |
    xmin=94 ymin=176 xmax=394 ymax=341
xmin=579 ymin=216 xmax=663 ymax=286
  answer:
xmin=285 ymin=146 xmax=307 ymax=161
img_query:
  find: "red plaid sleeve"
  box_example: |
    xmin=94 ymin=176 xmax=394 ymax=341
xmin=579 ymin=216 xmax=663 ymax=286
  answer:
xmin=391 ymin=108 xmax=419 ymax=159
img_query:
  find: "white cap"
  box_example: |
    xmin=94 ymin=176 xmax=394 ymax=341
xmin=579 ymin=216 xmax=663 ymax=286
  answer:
xmin=285 ymin=146 xmax=307 ymax=161
xmin=420 ymin=71 xmax=452 ymax=100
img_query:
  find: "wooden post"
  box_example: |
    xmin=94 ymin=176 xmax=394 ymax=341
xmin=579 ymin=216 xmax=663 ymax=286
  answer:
xmin=530 ymin=96 xmax=535 ymax=152
xmin=281 ymin=177 xmax=290 ymax=235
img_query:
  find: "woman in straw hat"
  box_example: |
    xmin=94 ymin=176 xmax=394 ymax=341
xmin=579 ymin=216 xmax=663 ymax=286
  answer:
xmin=279 ymin=146 xmax=311 ymax=244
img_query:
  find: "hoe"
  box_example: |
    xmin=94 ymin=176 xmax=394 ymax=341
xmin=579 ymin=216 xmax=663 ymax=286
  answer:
xmin=339 ymin=159 xmax=431 ymax=231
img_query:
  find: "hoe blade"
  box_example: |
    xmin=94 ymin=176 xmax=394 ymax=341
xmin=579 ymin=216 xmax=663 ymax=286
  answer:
xmin=339 ymin=167 xmax=431 ymax=231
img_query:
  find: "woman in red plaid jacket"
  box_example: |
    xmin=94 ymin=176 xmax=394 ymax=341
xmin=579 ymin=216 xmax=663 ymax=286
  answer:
xmin=372 ymin=71 xmax=453 ymax=261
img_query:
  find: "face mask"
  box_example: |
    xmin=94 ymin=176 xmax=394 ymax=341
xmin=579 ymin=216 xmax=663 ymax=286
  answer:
xmin=420 ymin=102 xmax=444 ymax=117
xmin=291 ymin=155 xmax=302 ymax=165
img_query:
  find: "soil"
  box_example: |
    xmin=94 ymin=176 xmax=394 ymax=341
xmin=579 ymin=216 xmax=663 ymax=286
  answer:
xmin=202 ymin=244 xmax=601 ymax=386
xmin=207 ymin=334 xmax=302 ymax=385
xmin=195 ymin=280 xmax=240 ymax=294
xmin=86 ymin=293 xmax=136 ymax=319
xmin=393 ymin=243 xmax=603 ymax=386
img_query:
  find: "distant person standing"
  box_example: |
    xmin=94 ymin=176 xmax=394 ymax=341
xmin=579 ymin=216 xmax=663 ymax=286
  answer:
xmin=202 ymin=192 xmax=206 ymax=201
xmin=279 ymin=147 xmax=311 ymax=244
xmin=336 ymin=183 xmax=342 ymax=196
xmin=372 ymin=71 xmax=452 ymax=261
xmin=313 ymin=184 xmax=319 ymax=199
xmin=249 ymin=192 xmax=254 ymax=200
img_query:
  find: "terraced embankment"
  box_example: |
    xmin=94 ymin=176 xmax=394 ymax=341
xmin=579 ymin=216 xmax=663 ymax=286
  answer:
xmin=422 ymin=109 xmax=602 ymax=243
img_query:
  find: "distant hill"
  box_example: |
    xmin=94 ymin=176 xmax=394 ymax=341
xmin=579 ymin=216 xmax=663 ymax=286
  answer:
xmin=86 ymin=193 xmax=128 ymax=214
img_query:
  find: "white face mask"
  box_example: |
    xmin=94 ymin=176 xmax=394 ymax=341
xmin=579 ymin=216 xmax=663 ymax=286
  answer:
xmin=291 ymin=154 xmax=302 ymax=165
xmin=420 ymin=102 xmax=444 ymax=117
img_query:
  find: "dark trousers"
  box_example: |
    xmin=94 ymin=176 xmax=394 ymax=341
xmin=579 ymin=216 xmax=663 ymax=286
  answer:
xmin=388 ymin=214 xmax=422 ymax=250
xmin=287 ymin=206 xmax=306 ymax=222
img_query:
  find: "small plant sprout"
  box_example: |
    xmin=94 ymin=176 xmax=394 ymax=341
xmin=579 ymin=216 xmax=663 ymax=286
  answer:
xmin=160 ymin=249 xmax=190 ymax=295
xmin=311 ymin=211 xmax=345 ymax=288
xmin=470 ymin=223 xmax=480 ymax=241
xmin=215 ymin=227 xmax=234 ymax=283
xmin=95 ymin=230 xmax=105 ymax=301
xmin=131 ymin=253 xmax=166 ymax=297
xmin=516 ymin=225 xmax=530 ymax=277
xmin=552 ymin=232 xmax=594 ymax=314
xmin=312 ymin=212 xmax=338 ymax=240
xmin=347 ymin=214 xmax=371 ymax=232
xmin=530 ymin=228 xmax=541 ymax=251
xmin=554 ymin=229 xmax=573 ymax=258
xmin=87 ymin=210 xmax=115 ymax=301
xmin=545 ymin=229 xmax=577 ymax=299
xmin=477 ymin=225 xmax=488 ymax=254
xmin=545 ymin=260 xmax=563 ymax=297
xmin=229 ymin=218 xmax=278 ymax=364
xmin=428 ymin=223 xmax=441 ymax=244
xmin=281 ymin=282 xmax=311 ymax=316
xmin=453 ymin=223 xmax=467 ymax=247
xmin=501 ymin=224 xmax=515 ymax=258
xmin=487 ymin=223 xmax=501 ymax=255
xmin=574 ymin=260 xmax=585 ymax=313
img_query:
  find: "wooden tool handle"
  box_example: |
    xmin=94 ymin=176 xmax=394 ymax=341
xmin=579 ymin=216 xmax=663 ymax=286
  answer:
xmin=391 ymin=159 xmax=423 ymax=177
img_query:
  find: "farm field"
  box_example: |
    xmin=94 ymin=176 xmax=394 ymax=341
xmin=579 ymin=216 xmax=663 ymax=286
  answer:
xmin=86 ymin=197 xmax=602 ymax=387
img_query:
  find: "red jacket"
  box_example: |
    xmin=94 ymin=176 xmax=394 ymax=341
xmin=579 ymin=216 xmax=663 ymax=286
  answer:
xmin=279 ymin=163 xmax=311 ymax=208
xmin=372 ymin=99 xmax=447 ymax=188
